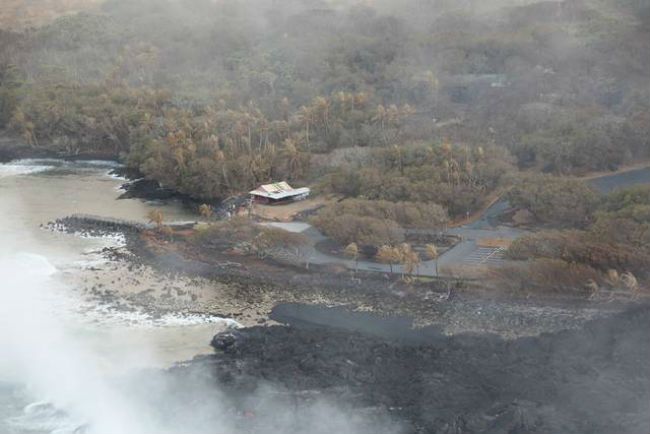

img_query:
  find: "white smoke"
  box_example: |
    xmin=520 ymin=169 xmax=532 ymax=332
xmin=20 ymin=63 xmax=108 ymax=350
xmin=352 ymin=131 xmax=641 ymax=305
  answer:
xmin=0 ymin=251 xmax=400 ymax=434
xmin=0 ymin=181 xmax=194 ymax=434
xmin=0 ymin=251 xmax=166 ymax=433
xmin=0 ymin=163 xmax=402 ymax=434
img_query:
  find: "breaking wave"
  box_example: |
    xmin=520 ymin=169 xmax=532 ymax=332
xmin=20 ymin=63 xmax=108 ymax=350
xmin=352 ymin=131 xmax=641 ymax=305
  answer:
xmin=0 ymin=160 xmax=55 ymax=178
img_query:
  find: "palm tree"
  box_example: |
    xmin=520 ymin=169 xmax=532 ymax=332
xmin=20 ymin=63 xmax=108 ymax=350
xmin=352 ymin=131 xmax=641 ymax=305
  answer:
xmin=198 ymin=204 xmax=213 ymax=220
xmin=386 ymin=104 xmax=400 ymax=124
xmin=621 ymin=271 xmax=640 ymax=298
xmin=282 ymin=138 xmax=303 ymax=178
xmin=376 ymin=245 xmax=395 ymax=273
xmin=585 ymin=279 xmax=600 ymax=298
xmin=372 ymin=104 xmax=388 ymax=144
xmin=147 ymin=209 xmax=164 ymax=229
xmin=443 ymin=159 xmax=452 ymax=188
xmin=353 ymin=92 xmax=368 ymax=109
xmin=297 ymin=105 xmax=313 ymax=148
xmin=412 ymin=248 xmax=422 ymax=277
xmin=159 ymin=224 xmax=174 ymax=241
xmin=280 ymin=97 xmax=290 ymax=121
xmin=398 ymin=243 xmax=419 ymax=281
xmin=213 ymin=149 xmax=231 ymax=190
xmin=606 ymin=269 xmax=620 ymax=284
xmin=344 ymin=242 xmax=360 ymax=273
xmin=336 ymin=91 xmax=352 ymax=113
xmin=314 ymin=96 xmax=331 ymax=134
xmin=393 ymin=145 xmax=404 ymax=175
xmin=441 ymin=141 xmax=453 ymax=158
xmin=373 ymin=104 xmax=387 ymax=132
xmin=425 ymin=243 xmax=439 ymax=276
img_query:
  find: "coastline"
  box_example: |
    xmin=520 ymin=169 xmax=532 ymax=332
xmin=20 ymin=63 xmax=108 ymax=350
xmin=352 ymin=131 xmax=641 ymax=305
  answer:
xmin=3 ymin=156 xmax=648 ymax=434
xmin=48 ymin=214 xmax=635 ymax=340
xmin=169 ymin=303 xmax=650 ymax=434
xmin=0 ymin=134 xmax=121 ymax=164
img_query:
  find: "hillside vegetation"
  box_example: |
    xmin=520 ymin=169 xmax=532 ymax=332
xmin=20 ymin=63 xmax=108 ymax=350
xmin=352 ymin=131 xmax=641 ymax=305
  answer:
xmin=1 ymin=0 xmax=649 ymax=215
xmin=0 ymin=0 xmax=103 ymax=30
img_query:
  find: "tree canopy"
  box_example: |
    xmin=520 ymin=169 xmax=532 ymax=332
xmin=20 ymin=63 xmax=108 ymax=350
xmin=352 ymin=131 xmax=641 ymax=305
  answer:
xmin=1 ymin=0 xmax=649 ymax=204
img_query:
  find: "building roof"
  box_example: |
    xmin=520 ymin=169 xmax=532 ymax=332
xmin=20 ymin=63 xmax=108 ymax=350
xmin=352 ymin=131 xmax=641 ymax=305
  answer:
xmin=249 ymin=182 xmax=310 ymax=200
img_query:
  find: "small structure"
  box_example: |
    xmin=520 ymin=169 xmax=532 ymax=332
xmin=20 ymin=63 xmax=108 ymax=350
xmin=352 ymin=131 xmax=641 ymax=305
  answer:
xmin=249 ymin=182 xmax=310 ymax=205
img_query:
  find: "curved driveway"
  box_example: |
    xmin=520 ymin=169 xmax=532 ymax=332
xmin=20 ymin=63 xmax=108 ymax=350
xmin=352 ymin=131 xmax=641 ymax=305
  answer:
xmin=266 ymin=217 xmax=526 ymax=277
xmin=265 ymin=166 xmax=650 ymax=277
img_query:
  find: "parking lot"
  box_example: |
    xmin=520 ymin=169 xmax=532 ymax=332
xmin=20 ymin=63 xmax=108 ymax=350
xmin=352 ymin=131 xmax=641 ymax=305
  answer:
xmin=461 ymin=246 xmax=506 ymax=266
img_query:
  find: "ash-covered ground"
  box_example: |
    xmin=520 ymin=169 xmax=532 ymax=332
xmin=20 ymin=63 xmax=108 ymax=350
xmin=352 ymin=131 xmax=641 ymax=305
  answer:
xmin=45 ymin=216 xmax=650 ymax=433
xmin=168 ymin=304 xmax=650 ymax=434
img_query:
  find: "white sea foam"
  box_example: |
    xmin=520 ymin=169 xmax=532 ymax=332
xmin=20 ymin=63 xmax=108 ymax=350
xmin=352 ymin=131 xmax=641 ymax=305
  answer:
xmin=0 ymin=252 xmax=161 ymax=434
xmin=78 ymin=301 xmax=240 ymax=329
xmin=109 ymin=173 xmax=127 ymax=183
xmin=73 ymin=160 xmax=121 ymax=168
xmin=0 ymin=155 xmax=389 ymax=434
xmin=0 ymin=162 xmax=54 ymax=177
xmin=0 ymin=251 xmax=236 ymax=433
xmin=73 ymin=231 xmax=126 ymax=247
xmin=0 ymin=159 xmax=123 ymax=180
xmin=6 ymin=400 xmax=85 ymax=434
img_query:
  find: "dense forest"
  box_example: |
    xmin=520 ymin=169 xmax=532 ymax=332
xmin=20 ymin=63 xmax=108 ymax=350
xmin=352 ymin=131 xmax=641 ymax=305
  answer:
xmin=1 ymin=0 xmax=650 ymax=211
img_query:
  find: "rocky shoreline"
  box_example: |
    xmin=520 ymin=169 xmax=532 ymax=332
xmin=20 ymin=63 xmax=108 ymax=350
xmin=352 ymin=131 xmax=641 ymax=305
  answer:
xmin=42 ymin=212 xmax=650 ymax=434
xmin=167 ymin=304 xmax=650 ymax=434
xmin=4 ymin=124 xmax=650 ymax=434
xmin=0 ymin=135 xmax=121 ymax=163
xmin=47 ymin=214 xmax=633 ymax=337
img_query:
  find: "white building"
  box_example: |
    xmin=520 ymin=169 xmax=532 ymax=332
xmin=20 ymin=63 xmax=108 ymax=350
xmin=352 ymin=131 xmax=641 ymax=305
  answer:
xmin=249 ymin=182 xmax=310 ymax=205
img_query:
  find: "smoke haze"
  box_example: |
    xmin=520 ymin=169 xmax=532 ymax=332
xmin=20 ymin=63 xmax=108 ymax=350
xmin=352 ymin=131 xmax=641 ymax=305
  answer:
xmin=0 ymin=175 xmax=400 ymax=434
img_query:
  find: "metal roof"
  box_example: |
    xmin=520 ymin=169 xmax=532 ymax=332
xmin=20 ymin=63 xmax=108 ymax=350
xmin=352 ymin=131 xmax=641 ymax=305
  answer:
xmin=249 ymin=182 xmax=310 ymax=200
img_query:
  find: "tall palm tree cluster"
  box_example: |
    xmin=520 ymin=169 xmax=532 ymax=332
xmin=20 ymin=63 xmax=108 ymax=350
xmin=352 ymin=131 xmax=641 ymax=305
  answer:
xmin=125 ymin=92 xmax=418 ymax=200
xmin=8 ymin=83 xmax=419 ymax=202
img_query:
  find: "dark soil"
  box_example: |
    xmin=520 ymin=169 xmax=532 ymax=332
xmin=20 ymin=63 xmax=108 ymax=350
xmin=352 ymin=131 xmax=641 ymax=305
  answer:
xmin=117 ymin=178 xmax=187 ymax=201
xmin=115 ymin=173 xmax=230 ymax=213
xmin=172 ymin=304 xmax=650 ymax=434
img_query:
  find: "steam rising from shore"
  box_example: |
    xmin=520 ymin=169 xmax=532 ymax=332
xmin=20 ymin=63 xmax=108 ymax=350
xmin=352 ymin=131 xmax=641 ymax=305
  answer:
xmin=0 ymin=248 xmax=163 ymax=433
xmin=0 ymin=167 xmax=400 ymax=434
xmin=0 ymin=255 xmax=400 ymax=434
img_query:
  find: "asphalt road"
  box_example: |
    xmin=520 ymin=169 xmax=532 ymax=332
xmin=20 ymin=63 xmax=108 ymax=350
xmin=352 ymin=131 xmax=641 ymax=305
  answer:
xmin=266 ymin=221 xmax=525 ymax=277
xmin=265 ymin=166 xmax=650 ymax=277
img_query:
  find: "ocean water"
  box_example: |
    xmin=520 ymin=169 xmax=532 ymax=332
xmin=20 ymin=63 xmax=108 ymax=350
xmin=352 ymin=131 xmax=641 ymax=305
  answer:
xmin=0 ymin=159 xmax=232 ymax=434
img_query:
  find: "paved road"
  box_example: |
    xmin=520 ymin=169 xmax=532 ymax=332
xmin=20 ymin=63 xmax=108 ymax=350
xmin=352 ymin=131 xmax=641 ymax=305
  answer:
xmin=265 ymin=166 xmax=650 ymax=276
xmin=265 ymin=221 xmax=526 ymax=277
xmin=588 ymin=167 xmax=650 ymax=193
